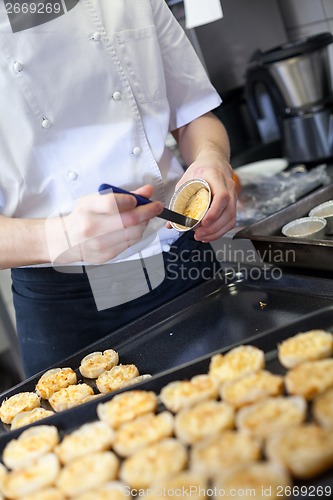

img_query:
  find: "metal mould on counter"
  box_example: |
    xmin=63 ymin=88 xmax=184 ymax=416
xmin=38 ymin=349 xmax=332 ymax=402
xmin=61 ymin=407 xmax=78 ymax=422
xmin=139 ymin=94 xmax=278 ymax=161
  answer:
xmin=234 ymin=184 xmax=333 ymax=271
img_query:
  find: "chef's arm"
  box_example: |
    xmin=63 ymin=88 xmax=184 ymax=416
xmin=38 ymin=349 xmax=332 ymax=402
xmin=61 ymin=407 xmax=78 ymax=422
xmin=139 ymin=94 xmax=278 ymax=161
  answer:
xmin=0 ymin=215 xmax=48 ymax=269
xmin=0 ymin=186 xmax=163 ymax=270
xmin=171 ymin=111 xmax=237 ymax=241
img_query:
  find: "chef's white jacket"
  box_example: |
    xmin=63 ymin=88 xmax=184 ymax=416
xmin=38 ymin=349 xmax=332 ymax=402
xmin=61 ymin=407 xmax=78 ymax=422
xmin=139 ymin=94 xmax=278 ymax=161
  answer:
xmin=0 ymin=0 xmax=221 ymax=263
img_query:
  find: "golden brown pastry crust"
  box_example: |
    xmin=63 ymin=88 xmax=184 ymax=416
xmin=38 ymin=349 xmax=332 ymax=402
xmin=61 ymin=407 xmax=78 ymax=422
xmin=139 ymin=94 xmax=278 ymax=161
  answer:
xmin=96 ymin=364 xmax=139 ymax=394
xmin=208 ymin=345 xmax=265 ymax=385
xmin=265 ymin=423 xmax=333 ymax=479
xmin=10 ymin=408 xmax=55 ymax=430
xmin=72 ymin=481 xmax=128 ymax=500
xmin=97 ymin=390 xmax=158 ymax=429
xmin=312 ymin=387 xmax=333 ymax=428
xmin=55 ymin=421 xmax=115 ymax=465
xmin=190 ymin=430 xmax=261 ymax=477
xmin=174 ymin=400 xmax=234 ymax=445
xmin=113 ymin=411 xmax=174 ymax=457
xmin=3 ymin=453 xmax=60 ymax=499
xmin=235 ymin=396 xmax=307 ymax=439
xmin=214 ymin=462 xmax=291 ymax=499
xmin=120 ymin=438 xmax=187 ymax=489
xmin=0 ymin=392 xmax=40 ymax=425
xmin=145 ymin=472 xmax=208 ymax=500
xmin=48 ymin=383 xmax=94 ymax=412
xmin=2 ymin=425 xmax=59 ymax=471
xmin=183 ymin=187 xmax=210 ymax=220
xmin=278 ymin=329 xmax=333 ymax=368
xmin=285 ymin=358 xmax=333 ymax=400
xmin=220 ymin=369 xmax=284 ymax=408
xmin=159 ymin=375 xmax=218 ymax=413
xmin=35 ymin=368 xmax=77 ymax=400
xmin=79 ymin=349 xmax=119 ymax=379
xmin=56 ymin=451 xmax=119 ymax=497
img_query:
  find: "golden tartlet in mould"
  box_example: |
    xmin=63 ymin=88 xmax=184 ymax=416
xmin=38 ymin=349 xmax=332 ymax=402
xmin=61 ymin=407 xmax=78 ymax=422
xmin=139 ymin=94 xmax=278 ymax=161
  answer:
xmin=55 ymin=421 xmax=115 ymax=465
xmin=48 ymin=383 xmax=94 ymax=412
xmin=169 ymin=178 xmax=211 ymax=231
xmin=2 ymin=425 xmax=59 ymax=471
xmin=214 ymin=462 xmax=291 ymax=500
xmin=120 ymin=438 xmax=187 ymax=490
xmin=285 ymin=358 xmax=333 ymax=400
xmin=265 ymin=423 xmax=333 ymax=479
xmin=220 ymin=369 xmax=284 ymax=408
xmin=0 ymin=392 xmax=40 ymax=425
xmin=113 ymin=411 xmax=174 ymax=457
xmin=56 ymin=451 xmax=119 ymax=497
xmin=159 ymin=374 xmax=218 ymax=413
xmin=96 ymin=390 xmax=158 ymax=429
xmin=278 ymin=329 xmax=333 ymax=368
xmin=79 ymin=349 xmax=119 ymax=379
xmin=190 ymin=430 xmax=261 ymax=477
xmin=236 ymin=395 xmax=307 ymax=439
xmin=312 ymin=387 xmax=333 ymax=428
xmin=11 ymin=407 xmax=55 ymax=431
xmin=96 ymin=364 xmax=139 ymax=394
xmin=174 ymin=399 xmax=234 ymax=445
xmin=183 ymin=187 xmax=210 ymax=220
xmin=35 ymin=367 xmax=77 ymax=400
xmin=208 ymin=345 xmax=265 ymax=385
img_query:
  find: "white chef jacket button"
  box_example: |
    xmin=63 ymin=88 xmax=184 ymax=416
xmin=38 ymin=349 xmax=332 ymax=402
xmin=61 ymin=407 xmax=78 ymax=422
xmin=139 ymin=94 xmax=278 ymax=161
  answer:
xmin=162 ymin=244 xmax=171 ymax=252
xmin=112 ymin=91 xmax=122 ymax=101
xmin=67 ymin=171 xmax=78 ymax=181
xmin=41 ymin=118 xmax=51 ymax=129
xmin=13 ymin=61 xmax=23 ymax=72
xmin=91 ymin=32 xmax=101 ymax=41
xmin=132 ymin=146 xmax=142 ymax=156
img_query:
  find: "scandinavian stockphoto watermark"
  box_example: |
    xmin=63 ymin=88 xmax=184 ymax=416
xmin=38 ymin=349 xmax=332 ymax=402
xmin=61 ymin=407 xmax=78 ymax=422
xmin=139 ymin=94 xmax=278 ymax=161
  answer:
xmin=164 ymin=244 xmax=294 ymax=283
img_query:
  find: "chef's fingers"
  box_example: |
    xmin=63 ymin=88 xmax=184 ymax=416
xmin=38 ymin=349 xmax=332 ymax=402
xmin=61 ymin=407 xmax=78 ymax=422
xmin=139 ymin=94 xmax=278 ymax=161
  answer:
xmin=66 ymin=194 xmax=162 ymax=244
xmin=78 ymin=224 xmax=150 ymax=264
xmin=194 ymin=202 xmax=237 ymax=241
xmin=194 ymin=184 xmax=237 ymax=242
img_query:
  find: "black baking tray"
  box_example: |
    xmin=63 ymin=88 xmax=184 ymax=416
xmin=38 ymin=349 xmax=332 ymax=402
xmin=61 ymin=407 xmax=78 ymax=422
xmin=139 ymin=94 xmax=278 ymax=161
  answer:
xmin=0 ymin=306 xmax=332 ymax=498
xmin=1 ymin=270 xmax=333 ymax=431
xmin=234 ymin=183 xmax=333 ymax=271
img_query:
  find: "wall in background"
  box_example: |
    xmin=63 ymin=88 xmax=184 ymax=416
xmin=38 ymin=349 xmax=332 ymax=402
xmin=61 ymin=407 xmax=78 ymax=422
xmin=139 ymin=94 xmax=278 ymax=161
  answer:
xmin=278 ymin=0 xmax=333 ymax=39
xmin=194 ymin=0 xmax=288 ymax=94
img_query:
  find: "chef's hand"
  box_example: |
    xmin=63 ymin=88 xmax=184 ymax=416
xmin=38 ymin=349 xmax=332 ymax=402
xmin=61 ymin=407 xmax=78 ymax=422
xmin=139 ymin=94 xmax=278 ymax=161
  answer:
xmin=167 ymin=153 xmax=237 ymax=242
xmin=168 ymin=112 xmax=238 ymax=242
xmin=46 ymin=185 xmax=163 ymax=265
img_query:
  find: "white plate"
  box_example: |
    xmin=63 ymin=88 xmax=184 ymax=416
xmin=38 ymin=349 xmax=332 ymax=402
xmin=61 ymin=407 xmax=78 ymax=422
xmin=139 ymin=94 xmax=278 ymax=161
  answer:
xmin=235 ymin=158 xmax=288 ymax=184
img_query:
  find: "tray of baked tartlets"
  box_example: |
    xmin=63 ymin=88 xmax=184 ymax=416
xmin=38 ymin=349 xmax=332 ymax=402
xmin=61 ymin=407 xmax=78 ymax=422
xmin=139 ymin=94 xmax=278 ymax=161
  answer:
xmin=0 ymin=306 xmax=332 ymax=498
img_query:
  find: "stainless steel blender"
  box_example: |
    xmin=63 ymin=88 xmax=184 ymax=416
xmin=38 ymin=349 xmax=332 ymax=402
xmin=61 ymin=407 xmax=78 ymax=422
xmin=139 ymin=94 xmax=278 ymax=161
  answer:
xmin=245 ymin=32 xmax=333 ymax=164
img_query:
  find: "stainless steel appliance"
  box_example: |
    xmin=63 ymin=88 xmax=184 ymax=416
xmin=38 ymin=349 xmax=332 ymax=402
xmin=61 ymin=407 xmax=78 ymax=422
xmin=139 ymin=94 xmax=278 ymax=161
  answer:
xmin=245 ymin=32 xmax=333 ymax=164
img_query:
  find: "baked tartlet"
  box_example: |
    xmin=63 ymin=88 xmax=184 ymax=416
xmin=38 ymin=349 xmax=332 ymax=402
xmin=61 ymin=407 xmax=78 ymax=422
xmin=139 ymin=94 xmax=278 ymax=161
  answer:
xmin=278 ymin=329 xmax=333 ymax=368
xmin=159 ymin=375 xmax=218 ymax=413
xmin=97 ymin=390 xmax=158 ymax=429
xmin=208 ymin=345 xmax=265 ymax=385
